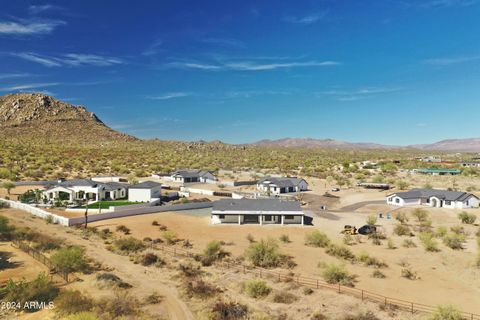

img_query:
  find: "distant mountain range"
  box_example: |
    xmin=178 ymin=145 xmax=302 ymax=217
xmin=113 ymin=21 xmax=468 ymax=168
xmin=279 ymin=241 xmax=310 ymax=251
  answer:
xmin=251 ymin=137 xmax=480 ymax=152
xmin=1 ymin=93 xmax=480 ymax=152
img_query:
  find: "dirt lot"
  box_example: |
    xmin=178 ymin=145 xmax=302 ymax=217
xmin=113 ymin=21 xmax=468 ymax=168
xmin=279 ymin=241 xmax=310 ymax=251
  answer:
xmin=0 ymin=242 xmax=48 ymax=284
xmin=89 ymin=205 xmax=480 ymax=314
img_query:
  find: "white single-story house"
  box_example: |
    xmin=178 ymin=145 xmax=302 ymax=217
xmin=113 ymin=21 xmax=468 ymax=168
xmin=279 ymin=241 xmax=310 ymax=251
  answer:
xmin=43 ymin=179 xmax=128 ymax=202
xmin=169 ymin=169 xmax=216 ymax=184
xmin=211 ymin=198 xmax=304 ymax=225
xmin=387 ymin=188 xmax=479 ymax=209
xmin=460 ymin=162 xmax=480 ymax=168
xmin=256 ymin=177 xmax=308 ymax=195
xmin=128 ymin=181 xmax=162 ymax=202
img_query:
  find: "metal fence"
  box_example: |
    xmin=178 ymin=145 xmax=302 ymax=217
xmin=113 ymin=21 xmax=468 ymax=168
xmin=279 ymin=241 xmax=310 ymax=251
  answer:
xmin=151 ymin=243 xmax=480 ymax=320
xmin=11 ymin=240 xmax=69 ymax=282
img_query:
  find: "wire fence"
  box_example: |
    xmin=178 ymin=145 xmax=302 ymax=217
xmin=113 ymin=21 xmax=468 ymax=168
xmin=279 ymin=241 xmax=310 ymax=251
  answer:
xmin=151 ymin=243 xmax=480 ymax=320
xmin=11 ymin=240 xmax=70 ymax=283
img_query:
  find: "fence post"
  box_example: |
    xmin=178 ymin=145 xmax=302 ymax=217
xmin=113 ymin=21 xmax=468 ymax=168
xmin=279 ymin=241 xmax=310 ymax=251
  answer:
xmin=259 ymin=269 xmax=262 ymax=278
xmin=384 ymin=297 xmax=387 ymax=307
xmin=174 ymin=248 xmax=176 ymax=257
xmin=243 ymin=266 xmax=245 ymax=274
xmin=338 ymin=283 xmax=341 ymax=293
xmin=316 ymin=279 xmax=318 ymax=289
xmin=411 ymin=303 xmax=414 ymax=314
xmin=361 ymin=290 xmax=364 ymax=301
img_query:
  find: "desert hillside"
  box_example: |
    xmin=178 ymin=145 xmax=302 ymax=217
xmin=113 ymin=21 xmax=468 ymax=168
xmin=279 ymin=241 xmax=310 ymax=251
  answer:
xmin=0 ymin=93 xmax=137 ymax=145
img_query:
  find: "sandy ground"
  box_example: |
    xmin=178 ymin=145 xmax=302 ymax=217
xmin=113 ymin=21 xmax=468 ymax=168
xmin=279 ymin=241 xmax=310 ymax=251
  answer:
xmin=87 ymin=206 xmax=480 ymax=314
xmin=0 ymin=242 xmax=48 ymax=284
xmin=0 ymin=185 xmax=44 ymax=201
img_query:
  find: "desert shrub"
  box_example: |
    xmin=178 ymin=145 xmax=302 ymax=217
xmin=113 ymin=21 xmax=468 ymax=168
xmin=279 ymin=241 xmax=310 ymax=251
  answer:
xmin=2 ymin=273 xmax=59 ymax=313
xmin=396 ymin=180 xmax=409 ymax=190
xmin=279 ymin=234 xmax=290 ymax=243
xmin=245 ymin=238 xmax=287 ymax=268
xmin=272 ymin=290 xmax=298 ymax=304
xmin=458 ymin=212 xmax=476 ymax=224
xmin=320 ymin=262 xmax=355 ymax=287
xmin=146 ymin=292 xmax=163 ymax=304
xmin=412 ymin=208 xmax=428 ymax=222
xmin=96 ymin=273 xmax=132 ymax=289
xmin=99 ymin=228 xmax=111 ymax=239
xmin=50 ymin=246 xmax=88 ymax=273
xmin=143 ymin=237 xmax=152 ymax=242
xmin=386 ymin=239 xmax=396 ymax=249
xmin=450 ymin=225 xmax=465 ymax=235
xmin=395 ymin=212 xmax=409 ymax=224
xmin=401 ymin=266 xmax=418 ymax=280
xmin=246 ymin=233 xmax=255 ymax=243
xmin=303 ymin=287 xmax=314 ymax=295
xmin=185 ymin=279 xmax=220 ymax=298
xmin=151 ymin=220 xmax=159 ymax=226
xmin=162 ymin=230 xmax=177 ymax=245
xmin=356 ymin=251 xmax=387 ymax=268
xmin=45 ymin=215 xmax=54 ymax=224
xmin=429 ymin=305 xmax=463 ymax=320
xmin=372 ymin=270 xmax=386 ymax=278
xmin=305 ymin=230 xmax=330 ymax=248
xmin=393 ymin=224 xmax=411 ymax=236
xmin=366 ymin=214 xmax=377 ymax=226
xmin=97 ymin=291 xmax=139 ymax=319
xmin=115 ymin=225 xmax=130 ymax=235
xmin=311 ymin=312 xmax=328 ymax=320
xmin=201 ymin=240 xmax=229 ymax=266
xmin=140 ymin=252 xmax=161 ymax=266
xmin=244 ymin=279 xmax=271 ymax=298
xmin=402 ymin=239 xmax=417 ymax=248
xmin=55 ymin=290 xmax=94 ymax=316
xmin=178 ymin=263 xmax=203 ymax=278
xmin=0 ymin=200 xmax=10 ymax=208
xmin=341 ymin=311 xmax=380 ymax=320
xmin=435 ymin=226 xmax=448 ymax=238
xmin=66 ymin=312 xmax=99 ymax=320
xmin=443 ymin=234 xmax=465 ymax=250
xmin=113 ymin=237 xmax=145 ymax=253
xmin=0 ymin=215 xmax=14 ymax=240
xmin=418 ymin=232 xmax=439 ymax=252
xmin=211 ymin=301 xmax=248 ymax=320
xmin=325 ymin=243 xmax=355 ymax=261
xmin=14 ymin=229 xmax=63 ymax=251
xmin=343 ymin=233 xmax=354 ymax=245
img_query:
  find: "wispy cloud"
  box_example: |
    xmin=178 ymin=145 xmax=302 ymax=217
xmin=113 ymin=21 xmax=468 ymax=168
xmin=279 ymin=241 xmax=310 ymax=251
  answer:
xmin=0 ymin=82 xmax=59 ymax=91
xmin=164 ymin=59 xmax=339 ymax=71
xmin=394 ymin=0 xmax=478 ymax=8
xmin=319 ymin=87 xmax=402 ymax=101
xmin=142 ymin=39 xmax=164 ymax=56
xmin=28 ymin=4 xmax=62 ymax=14
xmin=423 ymin=55 xmax=480 ymax=65
xmin=201 ymin=37 xmax=245 ymax=48
xmin=224 ymin=90 xmax=292 ymax=99
xmin=0 ymin=73 xmax=33 ymax=80
xmin=13 ymin=52 xmax=124 ymax=67
xmin=147 ymin=92 xmax=191 ymax=100
xmin=0 ymin=19 xmax=65 ymax=35
xmin=285 ymin=12 xmax=327 ymax=25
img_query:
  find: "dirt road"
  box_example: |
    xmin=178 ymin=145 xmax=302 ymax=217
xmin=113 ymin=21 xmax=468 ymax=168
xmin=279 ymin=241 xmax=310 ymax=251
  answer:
xmin=2 ymin=209 xmax=195 ymax=320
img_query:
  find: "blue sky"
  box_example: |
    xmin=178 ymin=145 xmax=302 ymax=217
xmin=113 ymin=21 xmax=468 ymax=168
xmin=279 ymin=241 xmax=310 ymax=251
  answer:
xmin=1 ymin=0 xmax=480 ymax=144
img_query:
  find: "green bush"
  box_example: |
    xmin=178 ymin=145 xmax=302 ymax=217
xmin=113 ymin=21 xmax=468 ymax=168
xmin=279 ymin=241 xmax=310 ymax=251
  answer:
xmin=366 ymin=214 xmax=377 ymax=226
xmin=412 ymin=208 xmax=428 ymax=222
xmin=458 ymin=212 xmax=477 ymax=224
xmin=435 ymin=226 xmax=448 ymax=238
xmin=55 ymin=290 xmax=94 ymax=316
xmin=2 ymin=273 xmax=59 ymax=313
xmin=393 ymin=224 xmax=411 ymax=236
xmin=162 ymin=230 xmax=177 ymax=245
xmin=320 ymin=262 xmax=355 ymax=287
xmin=201 ymin=240 xmax=228 ymax=266
xmin=418 ymin=232 xmax=439 ymax=252
xmin=325 ymin=243 xmax=355 ymax=261
xmin=305 ymin=231 xmax=330 ymax=248
xmin=244 ymin=279 xmax=271 ymax=298
xmin=66 ymin=312 xmax=99 ymax=320
xmin=395 ymin=212 xmax=409 ymax=224
xmin=279 ymin=234 xmax=290 ymax=243
xmin=245 ymin=238 xmax=286 ymax=268
xmin=0 ymin=215 xmax=14 ymax=240
xmin=443 ymin=234 xmax=465 ymax=250
xmin=113 ymin=237 xmax=146 ymax=253
xmin=356 ymin=251 xmax=388 ymax=268
xmin=50 ymin=246 xmax=88 ymax=273
xmin=429 ymin=305 xmax=463 ymax=320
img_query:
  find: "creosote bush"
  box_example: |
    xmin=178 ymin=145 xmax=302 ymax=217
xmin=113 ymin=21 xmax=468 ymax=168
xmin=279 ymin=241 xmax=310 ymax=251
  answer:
xmin=366 ymin=214 xmax=377 ymax=226
xmin=443 ymin=234 xmax=465 ymax=250
xmin=305 ymin=230 xmax=330 ymax=248
xmin=325 ymin=243 xmax=355 ymax=261
xmin=458 ymin=212 xmax=476 ymax=224
xmin=429 ymin=305 xmax=463 ymax=320
xmin=211 ymin=301 xmax=248 ymax=320
xmin=418 ymin=232 xmax=439 ymax=252
xmin=162 ymin=230 xmax=177 ymax=245
xmin=50 ymin=246 xmax=89 ymax=274
xmin=245 ymin=238 xmax=290 ymax=268
xmin=402 ymin=239 xmax=417 ymax=248
xmin=393 ymin=224 xmax=411 ymax=236
xmin=244 ymin=279 xmax=271 ymax=299
xmin=272 ymin=290 xmax=298 ymax=304
xmin=113 ymin=237 xmax=146 ymax=253
xmin=320 ymin=262 xmax=356 ymax=287
xmin=54 ymin=290 xmax=94 ymax=316
xmin=412 ymin=208 xmax=428 ymax=222
xmin=200 ymin=240 xmax=229 ymax=266
xmin=115 ymin=225 xmax=130 ymax=235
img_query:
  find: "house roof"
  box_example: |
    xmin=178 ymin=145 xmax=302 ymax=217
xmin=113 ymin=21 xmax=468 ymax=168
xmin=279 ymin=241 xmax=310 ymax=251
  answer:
xmin=257 ymin=177 xmax=306 ymax=188
xmin=171 ymin=169 xmax=213 ymax=179
xmin=45 ymin=179 xmax=99 ymax=189
xmin=390 ymin=188 xmax=477 ymax=201
xmin=100 ymin=182 xmax=128 ymax=191
xmin=213 ymin=198 xmax=302 ymax=213
xmin=130 ymin=181 xmax=162 ymax=189
xmin=417 ymin=168 xmax=461 ymax=174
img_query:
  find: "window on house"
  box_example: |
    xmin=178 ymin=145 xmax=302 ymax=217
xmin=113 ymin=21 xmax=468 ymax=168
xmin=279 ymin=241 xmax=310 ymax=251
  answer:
xmin=445 ymin=200 xmax=451 ymax=205
xmin=219 ymin=214 xmax=225 ymax=219
xmin=395 ymin=198 xmax=400 ymax=203
xmin=426 ymin=198 xmax=430 ymax=203
xmin=284 ymin=215 xmax=294 ymax=220
xmin=264 ymin=215 xmax=272 ymax=221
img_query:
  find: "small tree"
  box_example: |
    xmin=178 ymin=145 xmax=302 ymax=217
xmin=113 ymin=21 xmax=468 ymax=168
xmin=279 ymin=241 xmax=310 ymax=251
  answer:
xmin=395 ymin=212 xmax=409 ymax=224
xmin=418 ymin=232 xmax=439 ymax=252
xmin=458 ymin=212 xmax=477 ymax=224
xmin=429 ymin=305 xmax=463 ymax=320
xmin=412 ymin=208 xmax=428 ymax=222
xmin=2 ymin=181 xmax=15 ymax=195
xmin=245 ymin=238 xmax=285 ymax=268
xmin=305 ymin=231 xmax=330 ymax=248
xmin=50 ymin=246 xmax=88 ymax=274
xmin=395 ymin=180 xmax=409 ymax=190
xmin=320 ymin=262 xmax=355 ymax=287
xmin=244 ymin=279 xmax=271 ymax=298
xmin=366 ymin=214 xmax=377 ymax=226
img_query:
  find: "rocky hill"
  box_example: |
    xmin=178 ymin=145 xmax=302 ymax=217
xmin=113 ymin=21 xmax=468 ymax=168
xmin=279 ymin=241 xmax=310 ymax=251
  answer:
xmin=252 ymin=137 xmax=401 ymax=150
xmin=0 ymin=93 xmax=137 ymax=145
